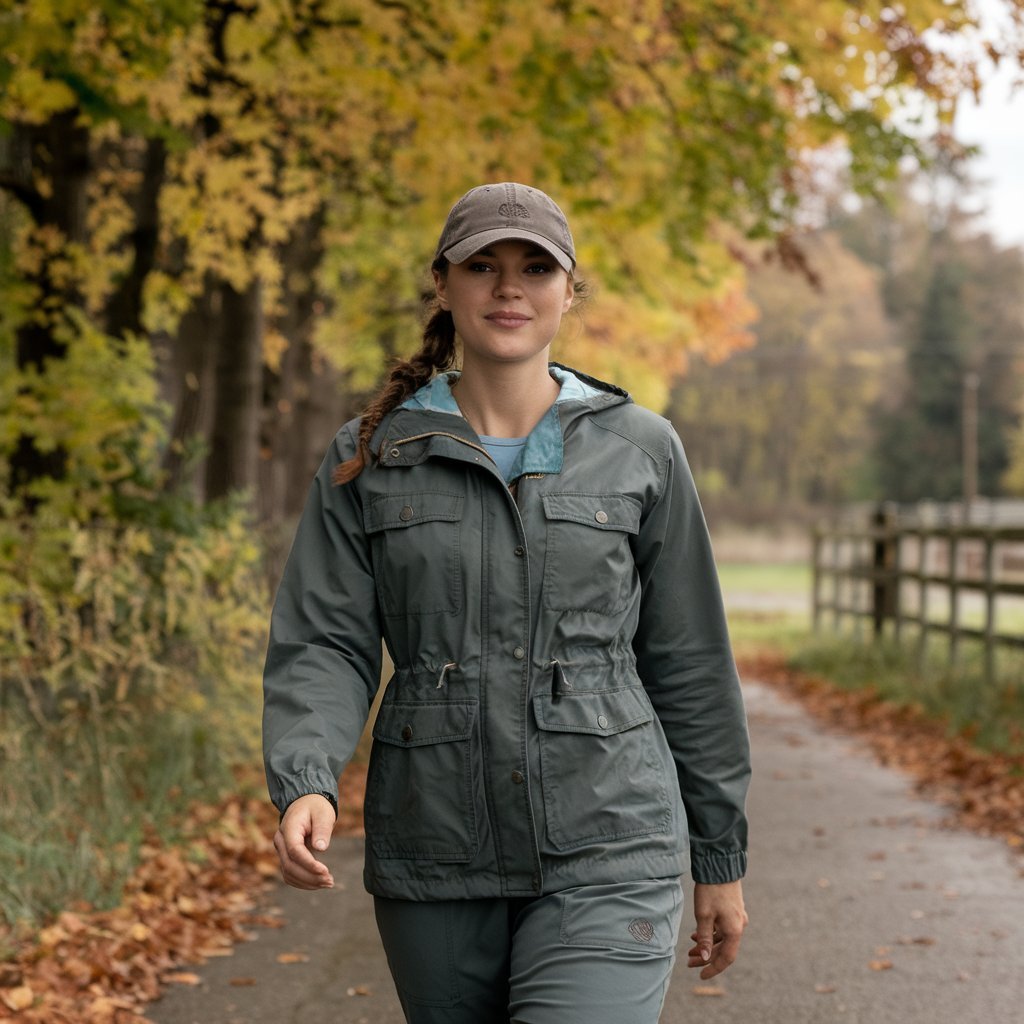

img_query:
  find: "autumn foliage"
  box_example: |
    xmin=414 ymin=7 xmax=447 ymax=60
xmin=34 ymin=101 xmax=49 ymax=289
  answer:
xmin=3 ymin=0 xmax=1024 ymax=1016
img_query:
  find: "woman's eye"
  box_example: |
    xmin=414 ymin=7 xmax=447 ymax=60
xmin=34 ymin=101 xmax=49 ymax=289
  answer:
xmin=525 ymin=262 xmax=553 ymax=274
xmin=467 ymin=261 xmax=494 ymax=272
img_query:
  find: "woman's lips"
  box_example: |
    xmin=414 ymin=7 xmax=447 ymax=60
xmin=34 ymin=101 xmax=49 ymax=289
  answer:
xmin=485 ymin=311 xmax=531 ymax=328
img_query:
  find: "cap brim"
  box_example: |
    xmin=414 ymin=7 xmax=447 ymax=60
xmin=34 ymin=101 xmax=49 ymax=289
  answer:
xmin=442 ymin=228 xmax=574 ymax=272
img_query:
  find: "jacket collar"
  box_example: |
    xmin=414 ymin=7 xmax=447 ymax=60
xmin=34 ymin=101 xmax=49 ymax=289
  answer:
xmin=373 ymin=364 xmax=630 ymax=477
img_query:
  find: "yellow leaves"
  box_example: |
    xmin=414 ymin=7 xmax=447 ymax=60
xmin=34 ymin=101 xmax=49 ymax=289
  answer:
xmin=0 ymin=65 xmax=77 ymax=122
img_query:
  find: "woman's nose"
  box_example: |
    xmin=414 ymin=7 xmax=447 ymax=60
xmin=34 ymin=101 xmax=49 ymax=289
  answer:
xmin=493 ymin=270 xmax=522 ymax=297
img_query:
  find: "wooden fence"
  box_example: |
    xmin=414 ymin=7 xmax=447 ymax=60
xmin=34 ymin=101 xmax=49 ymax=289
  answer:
xmin=812 ymin=506 xmax=1024 ymax=683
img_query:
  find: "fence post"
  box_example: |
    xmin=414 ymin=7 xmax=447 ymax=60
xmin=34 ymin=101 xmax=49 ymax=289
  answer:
xmin=812 ymin=527 xmax=823 ymax=634
xmin=948 ymin=531 xmax=960 ymax=667
xmin=916 ymin=527 xmax=929 ymax=670
xmin=872 ymin=503 xmax=897 ymax=639
xmin=831 ymin=532 xmax=842 ymax=632
xmin=983 ymin=531 xmax=996 ymax=685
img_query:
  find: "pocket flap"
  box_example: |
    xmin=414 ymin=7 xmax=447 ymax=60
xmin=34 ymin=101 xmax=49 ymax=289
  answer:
xmin=541 ymin=493 xmax=641 ymax=534
xmin=373 ymin=700 xmax=476 ymax=747
xmin=364 ymin=492 xmax=464 ymax=533
xmin=532 ymin=688 xmax=653 ymax=736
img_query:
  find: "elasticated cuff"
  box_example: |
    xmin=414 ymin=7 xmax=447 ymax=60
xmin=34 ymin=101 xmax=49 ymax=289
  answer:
xmin=689 ymin=848 xmax=747 ymax=885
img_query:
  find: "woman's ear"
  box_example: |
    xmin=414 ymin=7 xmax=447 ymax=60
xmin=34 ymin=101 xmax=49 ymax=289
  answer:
xmin=563 ymin=275 xmax=575 ymax=312
xmin=433 ymin=268 xmax=450 ymax=310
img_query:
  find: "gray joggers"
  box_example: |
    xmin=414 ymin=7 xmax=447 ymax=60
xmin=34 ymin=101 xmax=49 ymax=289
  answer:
xmin=373 ymin=877 xmax=684 ymax=1024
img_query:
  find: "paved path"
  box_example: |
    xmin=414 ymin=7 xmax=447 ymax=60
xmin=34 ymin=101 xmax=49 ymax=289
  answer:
xmin=146 ymin=681 xmax=1024 ymax=1024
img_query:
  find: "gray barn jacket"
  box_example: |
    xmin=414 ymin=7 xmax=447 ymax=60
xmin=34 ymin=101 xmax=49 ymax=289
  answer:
xmin=263 ymin=365 xmax=750 ymax=900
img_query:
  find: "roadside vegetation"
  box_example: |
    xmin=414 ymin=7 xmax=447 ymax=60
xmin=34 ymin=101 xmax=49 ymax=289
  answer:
xmin=720 ymin=560 xmax=1024 ymax=759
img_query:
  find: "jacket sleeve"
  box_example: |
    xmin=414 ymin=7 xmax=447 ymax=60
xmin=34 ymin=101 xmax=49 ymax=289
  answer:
xmin=262 ymin=423 xmax=383 ymax=816
xmin=631 ymin=422 xmax=750 ymax=884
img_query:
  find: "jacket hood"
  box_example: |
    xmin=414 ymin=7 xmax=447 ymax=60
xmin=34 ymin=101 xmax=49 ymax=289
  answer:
xmin=372 ymin=363 xmax=632 ymax=479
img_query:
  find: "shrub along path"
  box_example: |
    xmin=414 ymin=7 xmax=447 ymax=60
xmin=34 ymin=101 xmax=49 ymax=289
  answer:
xmin=2 ymin=658 xmax=1022 ymax=1023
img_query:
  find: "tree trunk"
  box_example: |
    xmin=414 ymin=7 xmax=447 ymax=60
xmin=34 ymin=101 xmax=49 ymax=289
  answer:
xmin=104 ymin=136 xmax=166 ymax=340
xmin=205 ymin=276 xmax=263 ymax=500
xmin=162 ymin=275 xmax=221 ymax=496
xmin=5 ymin=110 xmax=91 ymax=493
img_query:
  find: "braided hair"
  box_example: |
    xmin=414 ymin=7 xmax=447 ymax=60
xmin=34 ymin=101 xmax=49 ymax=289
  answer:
xmin=333 ymin=259 xmax=456 ymax=485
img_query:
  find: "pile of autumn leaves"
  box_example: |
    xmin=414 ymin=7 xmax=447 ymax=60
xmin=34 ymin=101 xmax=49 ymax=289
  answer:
xmin=0 ymin=768 xmax=367 ymax=1024
xmin=2 ymin=664 xmax=1023 ymax=1022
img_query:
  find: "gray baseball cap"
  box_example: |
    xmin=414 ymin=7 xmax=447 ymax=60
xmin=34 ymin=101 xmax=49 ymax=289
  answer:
xmin=435 ymin=182 xmax=576 ymax=272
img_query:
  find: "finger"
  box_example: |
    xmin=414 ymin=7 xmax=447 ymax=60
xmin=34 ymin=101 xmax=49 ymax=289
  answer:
xmin=274 ymin=829 xmax=334 ymax=889
xmin=700 ymin=932 xmax=742 ymax=980
xmin=309 ymin=804 xmax=335 ymax=854
xmin=692 ymin=912 xmax=715 ymax=967
xmin=282 ymin=818 xmax=331 ymax=877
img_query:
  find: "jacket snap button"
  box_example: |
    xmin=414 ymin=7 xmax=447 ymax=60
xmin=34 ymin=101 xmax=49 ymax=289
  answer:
xmin=399 ymin=505 xmax=414 ymax=521
xmin=511 ymin=770 xmax=524 ymax=785
xmin=594 ymin=510 xmax=608 ymax=524
xmin=401 ymin=725 xmax=413 ymax=742
xmin=597 ymin=715 xmax=609 ymax=729
xmin=514 ymin=545 xmax=525 ymax=557
xmin=389 ymin=447 xmax=401 ymax=458
xmin=512 ymin=645 xmax=525 ymax=660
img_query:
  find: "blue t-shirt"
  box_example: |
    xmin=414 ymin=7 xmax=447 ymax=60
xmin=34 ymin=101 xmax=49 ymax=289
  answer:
xmin=480 ymin=435 xmax=528 ymax=482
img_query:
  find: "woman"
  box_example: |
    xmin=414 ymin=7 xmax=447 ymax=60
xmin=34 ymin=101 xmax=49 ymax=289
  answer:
xmin=263 ymin=182 xmax=750 ymax=1023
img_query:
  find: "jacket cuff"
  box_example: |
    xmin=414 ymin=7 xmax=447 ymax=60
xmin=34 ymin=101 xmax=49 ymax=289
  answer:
xmin=269 ymin=770 xmax=339 ymax=818
xmin=690 ymin=849 xmax=747 ymax=884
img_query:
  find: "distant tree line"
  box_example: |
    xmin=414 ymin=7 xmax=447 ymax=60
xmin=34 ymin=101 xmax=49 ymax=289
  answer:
xmin=670 ymin=180 xmax=1024 ymax=520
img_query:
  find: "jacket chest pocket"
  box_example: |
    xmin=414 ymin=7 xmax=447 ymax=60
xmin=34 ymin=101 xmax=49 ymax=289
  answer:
xmin=365 ymin=700 xmax=479 ymax=862
xmin=541 ymin=493 xmax=641 ymax=615
xmin=364 ymin=492 xmax=464 ymax=617
xmin=532 ymin=688 xmax=672 ymax=851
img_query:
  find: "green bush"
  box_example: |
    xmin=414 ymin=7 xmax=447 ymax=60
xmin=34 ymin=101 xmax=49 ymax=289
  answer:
xmin=0 ymin=313 xmax=267 ymax=929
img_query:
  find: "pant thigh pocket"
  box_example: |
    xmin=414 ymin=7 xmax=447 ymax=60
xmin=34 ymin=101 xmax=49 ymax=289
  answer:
xmin=558 ymin=878 xmax=684 ymax=956
xmin=374 ymin=897 xmax=461 ymax=1007
xmin=366 ymin=700 xmax=479 ymax=861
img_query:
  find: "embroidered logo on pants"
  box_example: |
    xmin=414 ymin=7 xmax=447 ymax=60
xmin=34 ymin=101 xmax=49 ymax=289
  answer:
xmin=628 ymin=918 xmax=656 ymax=943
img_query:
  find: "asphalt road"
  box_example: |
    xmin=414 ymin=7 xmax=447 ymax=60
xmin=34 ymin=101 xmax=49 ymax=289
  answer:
xmin=146 ymin=679 xmax=1024 ymax=1024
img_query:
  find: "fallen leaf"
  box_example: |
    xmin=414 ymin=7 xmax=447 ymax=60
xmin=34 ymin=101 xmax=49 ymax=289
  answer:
xmin=230 ymin=977 xmax=258 ymax=987
xmin=276 ymin=952 xmax=310 ymax=964
xmin=346 ymin=985 xmax=372 ymax=996
xmin=868 ymin=960 xmax=894 ymax=971
xmin=692 ymin=986 xmax=725 ymax=997
xmin=816 ymin=878 xmax=831 ymax=889
xmin=814 ymin=983 xmax=837 ymax=994
xmin=0 ymin=965 xmax=23 ymax=988
xmin=1 ymin=986 xmax=34 ymax=1011
xmin=164 ymin=972 xmax=202 ymax=985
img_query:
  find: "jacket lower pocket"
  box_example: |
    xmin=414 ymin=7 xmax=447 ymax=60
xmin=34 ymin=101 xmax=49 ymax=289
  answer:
xmin=366 ymin=700 xmax=479 ymax=862
xmin=533 ymin=688 xmax=673 ymax=851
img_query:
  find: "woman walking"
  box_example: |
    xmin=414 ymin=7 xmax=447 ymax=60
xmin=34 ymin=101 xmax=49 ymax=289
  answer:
xmin=263 ymin=182 xmax=750 ymax=1023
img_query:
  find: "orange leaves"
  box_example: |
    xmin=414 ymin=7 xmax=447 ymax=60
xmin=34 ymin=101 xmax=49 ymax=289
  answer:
xmin=0 ymin=795 xmax=277 ymax=1023
xmin=0 ymin=769 xmax=370 ymax=1024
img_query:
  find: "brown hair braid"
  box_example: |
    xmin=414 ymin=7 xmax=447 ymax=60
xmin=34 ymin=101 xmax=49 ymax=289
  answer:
xmin=333 ymin=262 xmax=456 ymax=485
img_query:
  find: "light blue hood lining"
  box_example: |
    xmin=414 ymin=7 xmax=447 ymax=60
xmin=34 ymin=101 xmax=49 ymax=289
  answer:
xmin=400 ymin=366 xmax=602 ymax=478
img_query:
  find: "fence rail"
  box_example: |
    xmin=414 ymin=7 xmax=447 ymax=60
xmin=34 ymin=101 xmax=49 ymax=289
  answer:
xmin=812 ymin=507 xmax=1024 ymax=684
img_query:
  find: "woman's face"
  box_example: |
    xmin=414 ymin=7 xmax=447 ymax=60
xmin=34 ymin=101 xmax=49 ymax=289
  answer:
xmin=434 ymin=239 xmax=574 ymax=372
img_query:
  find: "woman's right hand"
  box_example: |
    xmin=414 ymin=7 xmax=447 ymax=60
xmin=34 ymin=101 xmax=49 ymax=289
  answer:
xmin=273 ymin=793 xmax=337 ymax=890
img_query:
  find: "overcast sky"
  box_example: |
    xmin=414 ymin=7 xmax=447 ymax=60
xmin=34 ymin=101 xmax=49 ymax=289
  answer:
xmin=953 ymin=0 xmax=1024 ymax=249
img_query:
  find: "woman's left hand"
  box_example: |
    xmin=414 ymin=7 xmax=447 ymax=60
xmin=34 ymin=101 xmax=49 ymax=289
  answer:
xmin=687 ymin=880 xmax=748 ymax=980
